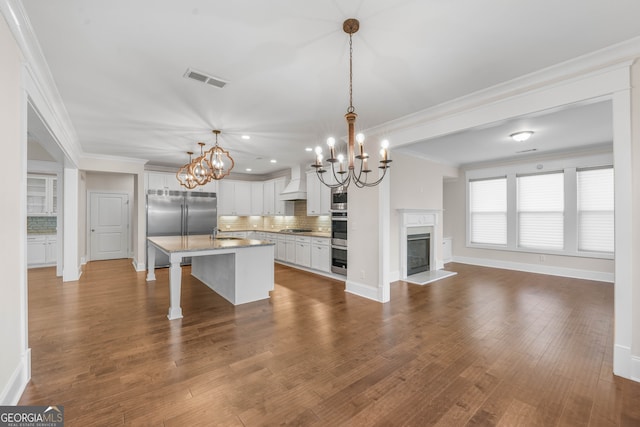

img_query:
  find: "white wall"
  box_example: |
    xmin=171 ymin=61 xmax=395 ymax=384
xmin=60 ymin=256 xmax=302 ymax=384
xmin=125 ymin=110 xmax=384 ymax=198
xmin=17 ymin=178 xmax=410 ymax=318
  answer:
xmin=0 ymin=13 xmax=29 ymax=404
xmin=389 ymin=152 xmax=458 ymax=278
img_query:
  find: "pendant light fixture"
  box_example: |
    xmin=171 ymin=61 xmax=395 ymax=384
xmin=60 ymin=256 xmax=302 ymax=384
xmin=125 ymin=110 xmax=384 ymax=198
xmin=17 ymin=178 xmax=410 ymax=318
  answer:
xmin=312 ymin=18 xmax=391 ymax=189
xmin=176 ymin=151 xmax=199 ymax=189
xmin=175 ymin=130 xmax=235 ymax=188
xmin=207 ymin=130 xmax=235 ymax=180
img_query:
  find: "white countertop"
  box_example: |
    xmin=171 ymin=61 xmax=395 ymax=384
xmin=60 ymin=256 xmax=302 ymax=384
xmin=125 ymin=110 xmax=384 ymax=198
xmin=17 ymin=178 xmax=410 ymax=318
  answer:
xmin=147 ymin=235 xmax=274 ymax=253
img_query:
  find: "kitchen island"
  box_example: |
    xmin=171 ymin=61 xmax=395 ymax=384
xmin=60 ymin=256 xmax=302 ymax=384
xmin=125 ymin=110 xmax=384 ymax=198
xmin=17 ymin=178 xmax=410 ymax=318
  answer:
xmin=147 ymin=235 xmax=275 ymax=320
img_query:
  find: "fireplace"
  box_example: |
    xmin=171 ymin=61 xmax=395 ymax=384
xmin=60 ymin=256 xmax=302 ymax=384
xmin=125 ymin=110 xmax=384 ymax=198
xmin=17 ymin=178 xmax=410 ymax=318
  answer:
xmin=407 ymin=232 xmax=430 ymax=275
xmin=398 ymin=209 xmax=440 ymax=279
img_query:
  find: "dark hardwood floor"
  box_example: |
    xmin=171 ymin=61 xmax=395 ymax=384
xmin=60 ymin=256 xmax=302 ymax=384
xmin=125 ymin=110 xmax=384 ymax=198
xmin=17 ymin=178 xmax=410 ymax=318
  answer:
xmin=21 ymin=261 xmax=640 ymax=426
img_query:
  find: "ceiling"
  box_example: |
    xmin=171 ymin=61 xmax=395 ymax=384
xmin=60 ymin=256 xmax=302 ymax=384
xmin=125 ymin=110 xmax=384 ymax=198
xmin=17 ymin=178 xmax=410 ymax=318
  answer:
xmin=20 ymin=0 xmax=640 ymax=174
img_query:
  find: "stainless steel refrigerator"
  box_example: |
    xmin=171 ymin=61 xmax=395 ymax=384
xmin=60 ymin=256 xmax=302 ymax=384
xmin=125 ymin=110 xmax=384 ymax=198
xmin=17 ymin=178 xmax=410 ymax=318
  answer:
xmin=146 ymin=190 xmax=217 ymax=267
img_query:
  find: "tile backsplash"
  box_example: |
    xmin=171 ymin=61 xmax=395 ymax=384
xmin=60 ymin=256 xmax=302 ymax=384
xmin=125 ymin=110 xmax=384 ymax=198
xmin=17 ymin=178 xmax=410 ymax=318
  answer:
xmin=27 ymin=216 xmax=57 ymax=234
xmin=218 ymin=200 xmax=331 ymax=232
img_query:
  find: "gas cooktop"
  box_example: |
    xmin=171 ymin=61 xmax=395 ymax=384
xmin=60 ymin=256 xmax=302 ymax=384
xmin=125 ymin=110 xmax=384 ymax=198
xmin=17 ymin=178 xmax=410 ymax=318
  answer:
xmin=279 ymin=228 xmax=313 ymax=233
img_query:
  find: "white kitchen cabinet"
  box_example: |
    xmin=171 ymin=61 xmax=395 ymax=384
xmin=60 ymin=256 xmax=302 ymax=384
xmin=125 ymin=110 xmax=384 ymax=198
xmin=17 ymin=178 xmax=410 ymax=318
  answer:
xmin=262 ymin=177 xmax=294 ymax=216
xmin=306 ymin=171 xmax=331 ymax=216
xmin=27 ymin=234 xmax=57 ymax=267
xmin=146 ymin=171 xmax=183 ymax=192
xmin=27 ymin=175 xmax=57 ymax=216
xmin=284 ymin=235 xmax=296 ymax=263
xmin=263 ymin=180 xmax=275 ymax=215
xmin=310 ymin=237 xmax=331 ymax=272
xmin=295 ymin=236 xmax=311 ymax=268
xmin=275 ymin=235 xmax=286 ymax=261
xmin=218 ymin=180 xmax=251 ymax=215
xmin=251 ymin=182 xmax=264 ymax=216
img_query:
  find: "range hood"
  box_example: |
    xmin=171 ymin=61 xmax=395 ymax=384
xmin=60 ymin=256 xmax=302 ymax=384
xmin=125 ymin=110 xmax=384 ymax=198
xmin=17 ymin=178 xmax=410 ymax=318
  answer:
xmin=279 ymin=164 xmax=307 ymax=201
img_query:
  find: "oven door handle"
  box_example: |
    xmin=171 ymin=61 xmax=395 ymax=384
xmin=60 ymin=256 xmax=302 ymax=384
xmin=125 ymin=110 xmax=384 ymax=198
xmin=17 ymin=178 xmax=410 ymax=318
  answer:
xmin=331 ymin=245 xmax=347 ymax=250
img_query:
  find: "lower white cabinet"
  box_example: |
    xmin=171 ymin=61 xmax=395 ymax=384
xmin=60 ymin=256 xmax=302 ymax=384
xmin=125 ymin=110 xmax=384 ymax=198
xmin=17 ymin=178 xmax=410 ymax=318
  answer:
xmin=276 ymin=235 xmax=286 ymax=261
xmin=310 ymin=237 xmax=331 ymax=272
xmin=284 ymin=236 xmax=296 ymax=264
xmin=27 ymin=234 xmax=57 ymax=267
xmin=295 ymin=236 xmax=311 ymax=268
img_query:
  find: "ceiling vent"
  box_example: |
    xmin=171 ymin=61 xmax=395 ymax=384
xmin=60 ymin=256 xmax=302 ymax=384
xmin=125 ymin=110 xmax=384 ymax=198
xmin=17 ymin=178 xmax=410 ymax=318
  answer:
xmin=183 ymin=68 xmax=227 ymax=88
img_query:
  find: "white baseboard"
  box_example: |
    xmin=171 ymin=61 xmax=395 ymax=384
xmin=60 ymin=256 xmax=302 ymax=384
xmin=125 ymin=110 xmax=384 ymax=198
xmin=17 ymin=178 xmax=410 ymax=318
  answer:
xmin=632 ymin=355 xmax=640 ymax=383
xmin=614 ymin=344 xmax=632 ymax=380
xmin=345 ymin=280 xmax=385 ymax=302
xmin=0 ymin=348 xmax=30 ymax=405
xmin=452 ymin=256 xmax=614 ymax=283
xmin=132 ymin=258 xmax=146 ymax=272
xmin=80 ymin=256 xmax=86 ymax=265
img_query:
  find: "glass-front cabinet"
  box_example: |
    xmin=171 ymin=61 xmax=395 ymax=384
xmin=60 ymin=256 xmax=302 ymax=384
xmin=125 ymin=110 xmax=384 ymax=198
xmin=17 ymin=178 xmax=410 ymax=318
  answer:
xmin=27 ymin=174 xmax=57 ymax=216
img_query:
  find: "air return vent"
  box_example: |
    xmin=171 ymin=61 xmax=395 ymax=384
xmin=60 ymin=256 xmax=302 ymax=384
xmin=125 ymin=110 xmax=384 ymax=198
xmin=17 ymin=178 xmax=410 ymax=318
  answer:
xmin=183 ymin=68 xmax=227 ymax=88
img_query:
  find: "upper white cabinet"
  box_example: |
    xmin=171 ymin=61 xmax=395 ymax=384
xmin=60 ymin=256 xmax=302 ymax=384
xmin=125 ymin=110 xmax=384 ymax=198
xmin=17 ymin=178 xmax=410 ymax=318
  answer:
xmin=263 ymin=177 xmax=294 ymax=216
xmin=146 ymin=171 xmax=183 ymax=192
xmin=27 ymin=174 xmax=57 ymax=216
xmin=263 ymin=180 xmax=275 ymax=215
xmin=250 ymin=182 xmax=264 ymax=216
xmin=146 ymin=171 xmax=219 ymax=194
xmin=306 ymin=171 xmax=331 ymax=216
xmin=218 ymin=180 xmax=251 ymax=216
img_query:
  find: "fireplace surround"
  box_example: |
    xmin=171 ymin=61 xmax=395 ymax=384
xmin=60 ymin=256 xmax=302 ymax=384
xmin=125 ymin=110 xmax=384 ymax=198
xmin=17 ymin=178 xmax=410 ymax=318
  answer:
xmin=398 ymin=209 xmax=441 ymax=279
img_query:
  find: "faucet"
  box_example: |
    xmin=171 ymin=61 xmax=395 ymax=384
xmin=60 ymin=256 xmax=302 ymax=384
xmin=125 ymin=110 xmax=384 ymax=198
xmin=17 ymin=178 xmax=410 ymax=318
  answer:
xmin=211 ymin=227 xmax=220 ymax=239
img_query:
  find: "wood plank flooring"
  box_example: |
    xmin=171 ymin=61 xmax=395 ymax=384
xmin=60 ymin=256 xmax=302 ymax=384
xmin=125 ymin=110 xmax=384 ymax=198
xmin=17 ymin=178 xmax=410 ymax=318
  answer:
xmin=21 ymin=261 xmax=640 ymax=426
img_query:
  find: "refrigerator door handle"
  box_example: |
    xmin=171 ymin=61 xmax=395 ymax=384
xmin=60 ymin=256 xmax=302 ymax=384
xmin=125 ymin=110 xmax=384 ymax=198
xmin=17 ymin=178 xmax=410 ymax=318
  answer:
xmin=184 ymin=205 xmax=189 ymax=235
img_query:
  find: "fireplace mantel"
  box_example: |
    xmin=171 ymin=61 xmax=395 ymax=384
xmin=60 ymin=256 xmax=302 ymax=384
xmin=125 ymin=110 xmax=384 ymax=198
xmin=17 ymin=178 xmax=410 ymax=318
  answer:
xmin=397 ymin=209 xmax=443 ymax=279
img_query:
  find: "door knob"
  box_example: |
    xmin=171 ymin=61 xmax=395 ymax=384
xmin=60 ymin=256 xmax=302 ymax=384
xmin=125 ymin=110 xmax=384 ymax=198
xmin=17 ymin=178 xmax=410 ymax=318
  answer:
xmin=91 ymin=229 xmax=95 ymax=232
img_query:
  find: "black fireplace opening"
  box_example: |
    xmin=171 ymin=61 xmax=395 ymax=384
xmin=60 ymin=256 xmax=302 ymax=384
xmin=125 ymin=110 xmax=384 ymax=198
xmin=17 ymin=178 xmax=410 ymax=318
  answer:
xmin=407 ymin=233 xmax=430 ymax=276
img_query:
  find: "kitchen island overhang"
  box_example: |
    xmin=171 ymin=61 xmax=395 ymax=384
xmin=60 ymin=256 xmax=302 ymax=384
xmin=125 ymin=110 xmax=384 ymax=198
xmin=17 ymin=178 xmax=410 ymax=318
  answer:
xmin=146 ymin=235 xmax=275 ymax=320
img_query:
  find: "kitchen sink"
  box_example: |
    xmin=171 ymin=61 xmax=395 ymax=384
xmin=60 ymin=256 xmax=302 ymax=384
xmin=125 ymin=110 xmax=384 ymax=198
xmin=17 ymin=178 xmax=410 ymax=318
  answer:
xmin=214 ymin=236 xmax=242 ymax=240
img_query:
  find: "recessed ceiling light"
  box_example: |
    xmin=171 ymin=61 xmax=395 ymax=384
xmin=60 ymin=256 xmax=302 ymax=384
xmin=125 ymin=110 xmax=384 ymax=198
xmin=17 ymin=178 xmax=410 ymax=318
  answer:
xmin=305 ymin=147 xmax=313 ymax=152
xmin=245 ymin=168 xmax=252 ymax=172
xmin=241 ymin=135 xmax=250 ymax=140
xmin=510 ymin=131 xmax=534 ymax=142
xmin=270 ymin=159 xmax=277 ymax=163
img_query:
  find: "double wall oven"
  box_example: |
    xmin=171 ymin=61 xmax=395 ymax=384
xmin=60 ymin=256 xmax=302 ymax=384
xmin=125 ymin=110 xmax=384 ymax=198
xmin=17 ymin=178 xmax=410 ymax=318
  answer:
xmin=330 ymin=187 xmax=347 ymax=276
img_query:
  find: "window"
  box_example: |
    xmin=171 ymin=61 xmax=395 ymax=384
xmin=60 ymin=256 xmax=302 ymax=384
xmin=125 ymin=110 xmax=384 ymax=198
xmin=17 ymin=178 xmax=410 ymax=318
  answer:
xmin=517 ymin=172 xmax=564 ymax=250
xmin=469 ymin=177 xmax=507 ymax=245
xmin=577 ymin=167 xmax=614 ymax=253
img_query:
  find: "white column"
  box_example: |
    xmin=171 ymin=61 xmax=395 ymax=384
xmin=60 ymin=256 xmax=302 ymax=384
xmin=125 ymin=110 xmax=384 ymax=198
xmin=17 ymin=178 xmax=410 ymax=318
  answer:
xmin=612 ymin=88 xmax=633 ymax=379
xmin=63 ymin=167 xmax=81 ymax=281
xmin=146 ymin=242 xmax=156 ymax=281
xmin=167 ymin=254 xmax=183 ymax=320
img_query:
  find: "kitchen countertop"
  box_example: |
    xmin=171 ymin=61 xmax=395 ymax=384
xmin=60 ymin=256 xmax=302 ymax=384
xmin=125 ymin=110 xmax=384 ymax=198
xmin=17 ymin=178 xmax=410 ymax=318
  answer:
xmin=221 ymin=229 xmax=331 ymax=238
xmin=147 ymin=235 xmax=274 ymax=253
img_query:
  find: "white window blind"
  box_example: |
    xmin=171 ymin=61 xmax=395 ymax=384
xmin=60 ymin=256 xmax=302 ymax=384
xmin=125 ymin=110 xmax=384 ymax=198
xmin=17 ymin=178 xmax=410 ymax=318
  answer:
xmin=577 ymin=167 xmax=614 ymax=253
xmin=517 ymin=172 xmax=564 ymax=250
xmin=469 ymin=177 xmax=506 ymax=245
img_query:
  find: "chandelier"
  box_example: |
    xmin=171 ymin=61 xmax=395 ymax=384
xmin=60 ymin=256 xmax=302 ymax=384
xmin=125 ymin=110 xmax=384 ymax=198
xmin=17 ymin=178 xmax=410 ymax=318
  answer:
xmin=176 ymin=130 xmax=234 ymax=188
xmin=312 ymin=18 xmax=391 ymax=189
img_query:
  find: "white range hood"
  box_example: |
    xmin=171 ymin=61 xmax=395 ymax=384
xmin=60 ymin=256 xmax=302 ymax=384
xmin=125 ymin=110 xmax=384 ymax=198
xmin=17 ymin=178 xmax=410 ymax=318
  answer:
xmin=279 ymin=164 xmax=307 ymax=201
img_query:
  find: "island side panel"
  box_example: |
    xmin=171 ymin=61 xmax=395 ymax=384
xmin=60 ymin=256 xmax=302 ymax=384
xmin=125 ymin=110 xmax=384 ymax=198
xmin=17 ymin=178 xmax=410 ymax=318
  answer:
xmin=191 ymin=253 xmax=237 ymax=304
xmin=234 ymin=245 xmax=274 ymax=305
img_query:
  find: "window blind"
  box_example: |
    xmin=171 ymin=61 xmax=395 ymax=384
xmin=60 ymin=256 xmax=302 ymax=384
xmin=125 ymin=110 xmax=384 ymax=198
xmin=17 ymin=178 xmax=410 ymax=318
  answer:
xmin=577 ymin=167 xmax=614 ymax=253
xmin=469 ymin=177 xmax=506 ymax=245
xmin=517 ymin=172 xmax=564 ymax=250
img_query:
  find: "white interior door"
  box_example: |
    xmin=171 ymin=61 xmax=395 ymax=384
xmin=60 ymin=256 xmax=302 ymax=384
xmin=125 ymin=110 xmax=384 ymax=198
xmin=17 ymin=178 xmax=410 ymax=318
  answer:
xmin=90 ymin=192 xmax=129 ymax=261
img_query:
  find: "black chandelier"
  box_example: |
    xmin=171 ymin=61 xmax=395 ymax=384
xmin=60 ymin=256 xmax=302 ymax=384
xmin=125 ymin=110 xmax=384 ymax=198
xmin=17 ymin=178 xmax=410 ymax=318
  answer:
xmin=311 ymin=18 xmax=391 ymax=189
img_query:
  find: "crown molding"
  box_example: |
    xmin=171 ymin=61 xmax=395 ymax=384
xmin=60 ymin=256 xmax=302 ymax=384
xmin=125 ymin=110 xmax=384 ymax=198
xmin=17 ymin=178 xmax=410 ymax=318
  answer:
xmin=1 ymin=0 xmax=83 ymax=166
xmin=367 ymin=37 xmax=640 ymax=143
